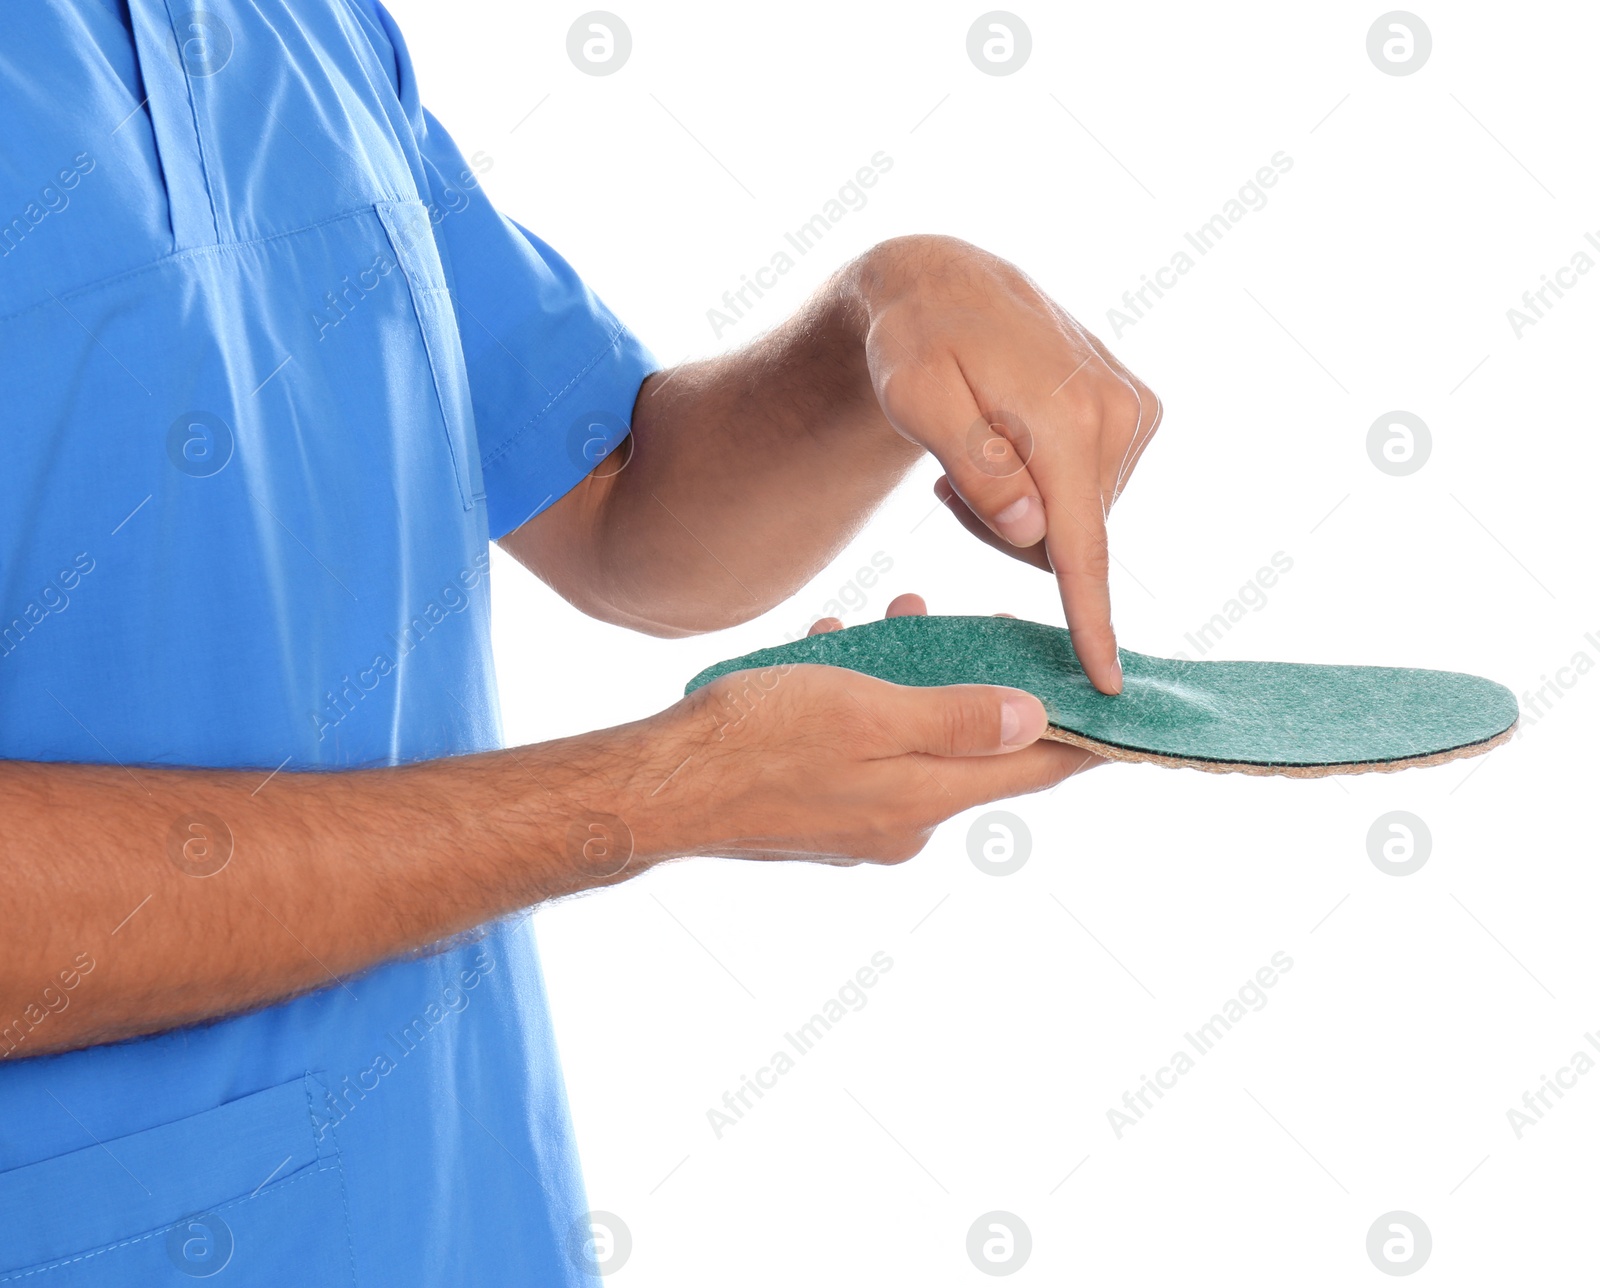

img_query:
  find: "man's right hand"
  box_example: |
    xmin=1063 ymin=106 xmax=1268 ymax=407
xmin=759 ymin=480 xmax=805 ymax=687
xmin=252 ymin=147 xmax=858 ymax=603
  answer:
xmin=2 ymin=608 xmax=1097 ymax=1059
xmin=637 ymin=663 xmax=1096 ymax=866
xmin=616 ymin=595 xmax=1098 ymax=868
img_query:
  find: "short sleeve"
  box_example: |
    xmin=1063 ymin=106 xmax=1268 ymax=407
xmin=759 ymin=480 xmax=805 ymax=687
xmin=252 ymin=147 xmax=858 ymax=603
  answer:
xmin=356 ymin=1 xmax=657 ymax=538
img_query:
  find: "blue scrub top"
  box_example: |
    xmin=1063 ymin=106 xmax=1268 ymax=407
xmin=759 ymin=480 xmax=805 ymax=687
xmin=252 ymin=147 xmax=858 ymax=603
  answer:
xmin=0 ymin=2 xmax=653 ymax=1283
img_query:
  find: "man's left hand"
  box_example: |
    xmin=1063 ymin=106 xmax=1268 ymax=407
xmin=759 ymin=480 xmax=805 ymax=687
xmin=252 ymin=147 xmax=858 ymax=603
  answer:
xmin=850 ymin=235 xmax=1163 ymax=694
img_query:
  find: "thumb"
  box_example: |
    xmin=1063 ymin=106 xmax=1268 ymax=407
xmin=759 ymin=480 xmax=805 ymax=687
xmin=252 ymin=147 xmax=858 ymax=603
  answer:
xmin=885 ymin=684 xmax=1049 ymax=757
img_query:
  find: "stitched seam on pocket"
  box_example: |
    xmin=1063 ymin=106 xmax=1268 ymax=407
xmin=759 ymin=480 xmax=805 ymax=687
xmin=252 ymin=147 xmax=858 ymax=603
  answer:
xmin=305 ymin=1075 xmax=358 ymax=1288
xmin=0 ymin=1162 xmax=341 ymax=1284
xmin=374 ymin=202 xmax=477 ymax=510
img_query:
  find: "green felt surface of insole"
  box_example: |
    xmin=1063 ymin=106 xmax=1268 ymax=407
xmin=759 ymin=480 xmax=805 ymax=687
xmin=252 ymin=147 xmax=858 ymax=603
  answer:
xmin=684 ymin=616 xmax=1519 ymax=772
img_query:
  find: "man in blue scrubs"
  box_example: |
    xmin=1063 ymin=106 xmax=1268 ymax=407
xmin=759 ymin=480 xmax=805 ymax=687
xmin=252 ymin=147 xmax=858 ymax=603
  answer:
xmin=0 ymin=2 xmax=1158 ymax=1282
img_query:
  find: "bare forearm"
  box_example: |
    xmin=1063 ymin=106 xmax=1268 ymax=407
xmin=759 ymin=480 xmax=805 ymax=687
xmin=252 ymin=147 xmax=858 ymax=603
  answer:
xmin=1 ymin=721 xmax=690 ymax=1058
xmin=3 ymin=623 xmax=1095 ymax=1057
xmin=509 ymin=256 xmax=922 ymax=635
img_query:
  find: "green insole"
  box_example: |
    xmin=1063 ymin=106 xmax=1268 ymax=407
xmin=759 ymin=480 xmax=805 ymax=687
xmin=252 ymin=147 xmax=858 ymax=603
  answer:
xmin=684 ymin=616 xmax=1519 ymax=775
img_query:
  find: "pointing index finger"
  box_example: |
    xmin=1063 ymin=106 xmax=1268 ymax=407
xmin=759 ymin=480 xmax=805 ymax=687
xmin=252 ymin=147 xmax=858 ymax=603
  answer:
xmin=1042 ymin=483 xmax=1122 ymax=694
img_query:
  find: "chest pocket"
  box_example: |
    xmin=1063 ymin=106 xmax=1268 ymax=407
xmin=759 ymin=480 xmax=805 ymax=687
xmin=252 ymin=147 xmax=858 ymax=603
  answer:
xmin=124 ymin=0 xmax=484 ymax=511
xmin=376 ymin=200 xmax=485 ymax=509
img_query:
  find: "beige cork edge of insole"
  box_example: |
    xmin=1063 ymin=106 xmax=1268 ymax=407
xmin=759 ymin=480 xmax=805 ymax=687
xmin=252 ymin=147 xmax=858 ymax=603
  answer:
xmin=1039 ymin=720 xmax=1519 ymax=778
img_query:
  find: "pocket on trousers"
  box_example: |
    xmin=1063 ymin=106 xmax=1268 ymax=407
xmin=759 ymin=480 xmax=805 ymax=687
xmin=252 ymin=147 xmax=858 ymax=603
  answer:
xmin=0 ymin=1074 xmax=353 ymax=1287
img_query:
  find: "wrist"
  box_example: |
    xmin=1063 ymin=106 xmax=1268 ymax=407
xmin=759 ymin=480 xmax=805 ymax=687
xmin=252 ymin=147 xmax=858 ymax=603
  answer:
xmin=850 ymin=233 xmax=974 ymax=317
xmin=524 ymin=713 xmax=710 ymax=890
xmin=798 ymin=248 xmax=928 ymax=461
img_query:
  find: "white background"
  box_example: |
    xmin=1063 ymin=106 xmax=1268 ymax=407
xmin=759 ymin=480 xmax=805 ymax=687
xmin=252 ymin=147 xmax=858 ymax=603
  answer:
xmin=388 ymin=0 xmax=1596 ymax=1282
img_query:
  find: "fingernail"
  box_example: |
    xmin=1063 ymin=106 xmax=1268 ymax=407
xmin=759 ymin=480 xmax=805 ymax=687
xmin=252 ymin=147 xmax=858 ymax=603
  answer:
xmin=994 ymin=496 xmax=1046 ymax=545
xmin=1000 ymin=697 xmax=1034 ymax=748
